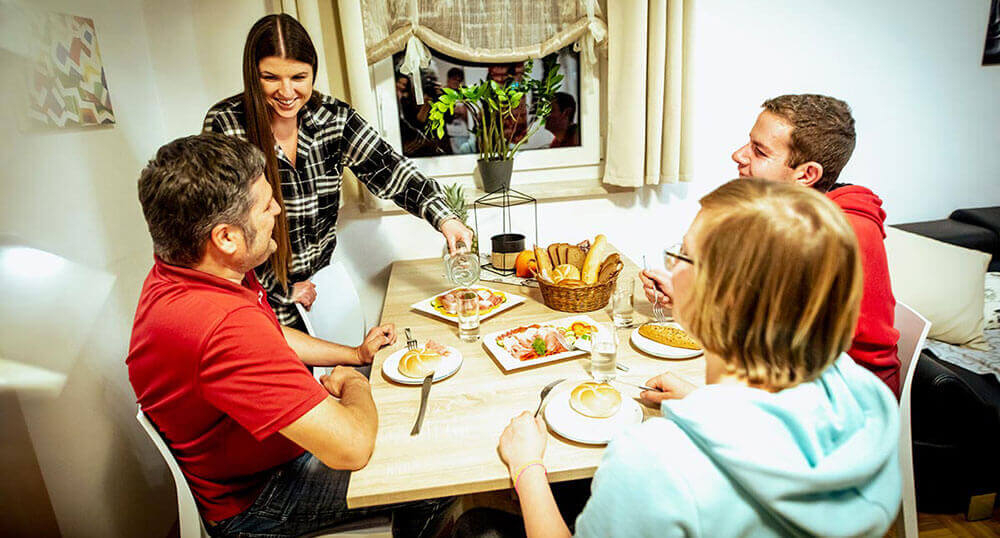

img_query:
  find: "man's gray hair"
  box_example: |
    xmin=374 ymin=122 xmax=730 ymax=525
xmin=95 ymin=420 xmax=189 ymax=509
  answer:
xmin=137 ymin=133 xmax=266 ymax=266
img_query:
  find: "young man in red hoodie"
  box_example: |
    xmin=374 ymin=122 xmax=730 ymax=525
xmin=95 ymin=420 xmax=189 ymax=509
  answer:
xmin=642 ymin=94 xmax=900 ymax=395
xmin=727 ymin=94 xmax=901 ymax=395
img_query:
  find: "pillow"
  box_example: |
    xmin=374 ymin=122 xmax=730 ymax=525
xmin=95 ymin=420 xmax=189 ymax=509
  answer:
xmin=986 ymin=272 xmax=1000 ymax=330
xmin=884 ymin=227 xmax=990 ymax=350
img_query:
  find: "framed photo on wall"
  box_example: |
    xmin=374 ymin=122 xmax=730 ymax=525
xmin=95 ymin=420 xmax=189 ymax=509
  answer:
xmin=985 ymin=0 xmax=1000 ymax=65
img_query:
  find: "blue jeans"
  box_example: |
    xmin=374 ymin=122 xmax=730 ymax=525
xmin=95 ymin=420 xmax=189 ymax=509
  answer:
xmin=208 ymin=452 xmax=454 ymax=537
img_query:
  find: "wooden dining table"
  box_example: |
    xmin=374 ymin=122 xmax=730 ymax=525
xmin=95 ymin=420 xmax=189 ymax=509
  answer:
xmin=345 ymin=251 xmax=706 ymax=509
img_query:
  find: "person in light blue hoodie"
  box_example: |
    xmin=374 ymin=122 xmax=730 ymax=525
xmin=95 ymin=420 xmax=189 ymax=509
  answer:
xmin=493 ymin=178 xmax=901 ymax=538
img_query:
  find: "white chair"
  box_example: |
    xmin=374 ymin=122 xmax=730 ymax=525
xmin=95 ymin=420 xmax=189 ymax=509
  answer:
xmin=894 ymin=301 xmax=932 ymax=538
xmin=137 ymin=407 xmax=391 ymax=538
xmin=295 ymin=259 xmax=366 ymax=380
xmin=136 ymin=407 xmax=210 ymax=538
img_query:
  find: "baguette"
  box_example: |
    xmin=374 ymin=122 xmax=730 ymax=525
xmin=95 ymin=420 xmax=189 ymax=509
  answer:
xmin=638 ymin=325 xmax=701 ymax=350
xmin=581 ymin=234 xmax=607 ymax=284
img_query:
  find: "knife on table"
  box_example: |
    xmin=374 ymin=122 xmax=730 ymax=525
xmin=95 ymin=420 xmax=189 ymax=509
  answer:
xmin=410 ymin=372 xmax=433 ymax=435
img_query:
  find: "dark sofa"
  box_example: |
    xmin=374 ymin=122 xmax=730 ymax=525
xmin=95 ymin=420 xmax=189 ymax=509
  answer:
xmin=893 ymin=207 xmax=1000 ymax=515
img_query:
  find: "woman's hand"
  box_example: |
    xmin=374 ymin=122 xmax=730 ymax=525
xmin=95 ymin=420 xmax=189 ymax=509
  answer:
xmin=639 ymin=268 xmax=673 ymax=309
xmin=355 ymin=324 xmax=397 ymax=365
xmin=291 ymin=280 xmax=317 ymax=310
xmin=498 ymin=411 xmax=548 ymax=475
xmin=640 ymin=371 xmax=698 ymax=404
xmin=440 ymin=218 xmax=474 ymax=255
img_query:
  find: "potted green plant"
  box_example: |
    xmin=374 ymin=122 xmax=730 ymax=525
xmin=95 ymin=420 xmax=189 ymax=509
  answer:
xmin=426 ymin=57 xmax=563 ymax=192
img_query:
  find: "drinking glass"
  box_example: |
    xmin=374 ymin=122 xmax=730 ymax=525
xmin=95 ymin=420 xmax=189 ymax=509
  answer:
xmin=457 ymin=290 xmax=480 ymax=342
xmin=610 ymin=278 xmax=635 ymax=328
xmin=590 ymin=323 xmax=618 ymax=382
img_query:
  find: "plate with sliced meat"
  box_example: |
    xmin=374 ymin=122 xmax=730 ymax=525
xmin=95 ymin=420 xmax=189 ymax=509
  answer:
xmin=411 ymin=286 xmax=526 ymax=323
xmin=482 ymin=315 xmax=601 ymax=371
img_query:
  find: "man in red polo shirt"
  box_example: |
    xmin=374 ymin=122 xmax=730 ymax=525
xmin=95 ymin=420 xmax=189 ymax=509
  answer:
xmin=641 ymin=94 xmax=901 ymax=396
xmin=128 ymin=133 xmax=450 ymax=537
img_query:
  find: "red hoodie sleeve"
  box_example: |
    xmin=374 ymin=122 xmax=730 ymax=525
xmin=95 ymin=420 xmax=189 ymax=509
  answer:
xmin=833 ymin=194 xmax=901 ymax=397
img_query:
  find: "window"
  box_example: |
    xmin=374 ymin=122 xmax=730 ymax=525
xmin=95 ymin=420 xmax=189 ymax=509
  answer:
xmin=370 ymin=45 xmax=603 ymax=197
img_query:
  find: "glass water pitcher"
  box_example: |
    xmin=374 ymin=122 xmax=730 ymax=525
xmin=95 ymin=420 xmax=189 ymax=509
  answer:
xmin=444 ymin=240 xmax=480 ymax=288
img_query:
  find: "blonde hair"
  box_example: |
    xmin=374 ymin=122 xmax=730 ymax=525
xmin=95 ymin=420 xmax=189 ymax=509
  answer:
xmin=683 ymin=178 xmax=863 ymax=390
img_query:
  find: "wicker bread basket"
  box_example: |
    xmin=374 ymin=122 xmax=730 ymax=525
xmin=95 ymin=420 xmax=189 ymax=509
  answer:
xmin=537 ymin=262 xmax=623 ymax=313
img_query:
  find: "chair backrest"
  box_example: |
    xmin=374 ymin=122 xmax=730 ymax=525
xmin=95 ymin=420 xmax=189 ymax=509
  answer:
xmin=295 ymin=260 xmax=365 ymax=379
xmin=136 ymin=406 xmax=209 ymax=538
xmin=894 ymin=301 xmax=931 ymax=538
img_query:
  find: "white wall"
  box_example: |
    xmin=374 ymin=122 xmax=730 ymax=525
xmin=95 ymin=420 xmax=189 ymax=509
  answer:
xmin=338 ymin=0 xmax=1000 ymax=324
xmin=1 ymin=0 xmax=998 ymax=536
xmin=0 ymin=1 xmax=268 ymax=537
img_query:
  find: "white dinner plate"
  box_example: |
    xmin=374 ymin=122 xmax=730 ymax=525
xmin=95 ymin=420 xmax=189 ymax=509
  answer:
xmin=482 ymin=315 xmax=601 ymax=371
xmin=380 ymin=346 xmax=463 ymax=384
xmin=544 ymin=380 xmax=644 ymax=445
xmin=630 ymin=322 xmax=704 ymax=359
xmin=411 ymin=286 xmax=526 ymax=324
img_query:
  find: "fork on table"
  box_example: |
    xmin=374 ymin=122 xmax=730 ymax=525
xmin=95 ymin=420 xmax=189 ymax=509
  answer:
xmin=534 ymin=378 xmax=567 ymax=417
xmin=642 ymin=256 xmax=669 ymax=323
xmin=405 ymin=327 xmax=418 ymax=350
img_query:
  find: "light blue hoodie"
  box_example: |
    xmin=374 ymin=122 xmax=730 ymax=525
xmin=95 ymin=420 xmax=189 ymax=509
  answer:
xmin=574 ymin=354 xmax=901 ymax=537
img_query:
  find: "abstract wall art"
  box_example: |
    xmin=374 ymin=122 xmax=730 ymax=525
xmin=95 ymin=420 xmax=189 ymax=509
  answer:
xmin=26 ymin=10 xmax=115 ymax=128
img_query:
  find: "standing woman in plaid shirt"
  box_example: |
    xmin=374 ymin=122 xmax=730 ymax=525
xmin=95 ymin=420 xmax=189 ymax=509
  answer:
xmin=204 ymin=14 xmax=472 ymax=329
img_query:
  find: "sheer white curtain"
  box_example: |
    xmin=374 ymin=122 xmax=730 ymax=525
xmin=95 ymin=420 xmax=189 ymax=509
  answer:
xmin=360 ymin=0 xmax=607 ymax=102
xmin=603 ymin=0 xmax=693 ymax=187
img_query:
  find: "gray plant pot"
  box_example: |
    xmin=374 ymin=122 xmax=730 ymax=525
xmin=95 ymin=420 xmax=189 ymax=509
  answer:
xmin=477 ymin=159 xmax=513 ymax=193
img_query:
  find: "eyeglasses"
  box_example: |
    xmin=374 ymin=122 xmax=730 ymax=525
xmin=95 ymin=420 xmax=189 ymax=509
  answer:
xmin=663 ymin=243 xmax=694 ymax=270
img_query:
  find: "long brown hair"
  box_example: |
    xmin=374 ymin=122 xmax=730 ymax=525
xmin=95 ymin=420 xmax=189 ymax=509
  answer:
xmin=241 ymin=14 xmax=320 ymax=288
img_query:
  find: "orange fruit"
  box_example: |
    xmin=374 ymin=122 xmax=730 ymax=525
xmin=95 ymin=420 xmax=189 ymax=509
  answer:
xmin=514 ymin=250 xmax=536 ymax=278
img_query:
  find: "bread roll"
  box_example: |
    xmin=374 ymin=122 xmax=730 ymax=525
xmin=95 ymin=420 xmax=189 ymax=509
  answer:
xmin=569 ymin=382 xmax=622 ymax=418
xmin=552 ymin=263 xmax=581 ymax=283
xmin=398 ymin=349 xmax=443 ymax=378
xmin=581 ymin=234 xmax=607 ymax=284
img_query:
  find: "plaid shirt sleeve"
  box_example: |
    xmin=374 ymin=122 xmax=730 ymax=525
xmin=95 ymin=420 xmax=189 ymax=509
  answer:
xmin=340 ymin=107 xmax=457 ymax=230
xmin=201 ymin=100 xmax=297 ymax=313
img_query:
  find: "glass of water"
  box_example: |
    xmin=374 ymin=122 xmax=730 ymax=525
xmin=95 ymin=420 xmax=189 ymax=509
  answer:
xmin=457 ymin=290 xmax=480 ymax=342
xmin=610 ymin=278 xmax=635 ymax=328
xmin=590 ymin=323 xmax=618 ymax=382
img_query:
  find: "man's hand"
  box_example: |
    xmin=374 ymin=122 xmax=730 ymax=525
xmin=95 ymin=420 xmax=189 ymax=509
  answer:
xmin=639 ymin=268 xmax=673 ymax=309
xmin=319 ymin=366 xmax=370 ymax=398
xmin=291 ymin=280 xmax=317 ymax=310
xmin=355 ymin=324 xmax=397 ymax=365
xmin=498 ymin=411 xmax=548 ymax=474
xmin=640 ymin=371 xmax=697 ymax=404
xmin=440 ymin=218 xmax=474 ymax=255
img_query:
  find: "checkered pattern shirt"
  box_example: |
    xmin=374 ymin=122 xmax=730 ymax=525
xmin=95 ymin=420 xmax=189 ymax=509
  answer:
xmin=204 ymin=93 xmax=456 ymax=326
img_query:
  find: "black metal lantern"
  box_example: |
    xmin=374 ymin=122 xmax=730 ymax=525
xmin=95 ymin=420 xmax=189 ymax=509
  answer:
xmin=473 ymin=188 xmax=538 ymax=276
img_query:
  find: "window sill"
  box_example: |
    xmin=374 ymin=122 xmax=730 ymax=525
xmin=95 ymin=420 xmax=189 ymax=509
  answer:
xmin=356 ymin=171 xmax=633 ymax=216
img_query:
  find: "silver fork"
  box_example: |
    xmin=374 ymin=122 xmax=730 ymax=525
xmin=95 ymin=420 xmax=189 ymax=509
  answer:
xmin=643 ymin=255 xmax=669 ymax=323
xmin=534 ymin=378 xmax=566 ymax=417
xmin=404 ymin=327 xmax=417 ymax=350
